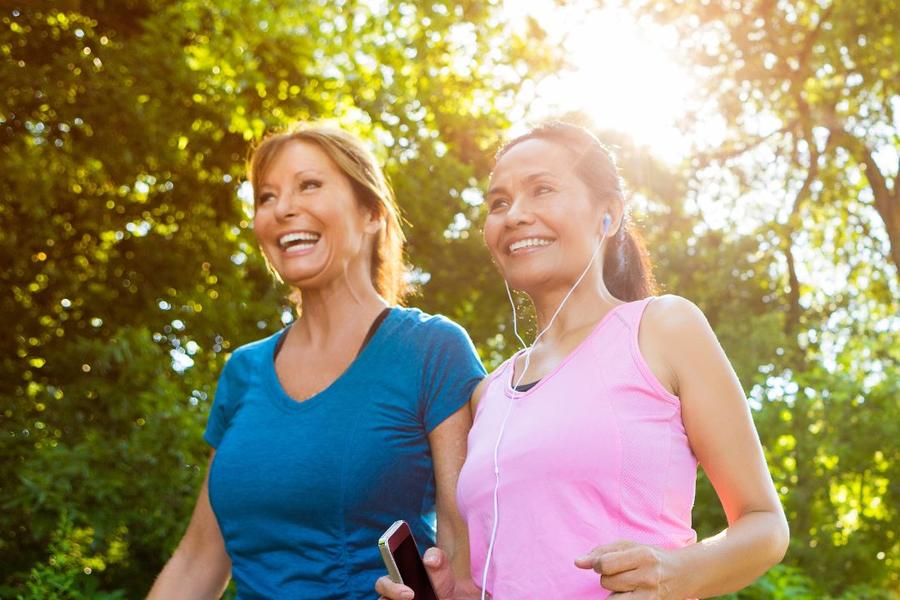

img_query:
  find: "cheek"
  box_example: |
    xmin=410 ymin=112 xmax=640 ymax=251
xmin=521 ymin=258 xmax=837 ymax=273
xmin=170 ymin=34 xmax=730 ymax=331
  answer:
xmin=252 ymin=213 xmax=270 ymax=244
xmin=326 ymin=210 xmax=368 ymax=251
xmin=550 ymin=207 xmax=596 ymax=244
xmin=482 ymin=217 xmax=503 ymax=254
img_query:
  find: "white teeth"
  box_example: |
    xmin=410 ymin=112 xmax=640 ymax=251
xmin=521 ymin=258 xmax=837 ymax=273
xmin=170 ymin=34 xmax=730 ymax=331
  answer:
xmin=508 ymin=238 xmax=552 ymax=253
xmin=278 ymin=232 xmax=320 ymax=248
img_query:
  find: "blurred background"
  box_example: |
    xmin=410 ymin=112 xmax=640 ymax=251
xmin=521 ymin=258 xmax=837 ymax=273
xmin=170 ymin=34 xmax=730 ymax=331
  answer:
xmin=1 ymin=0 xmax=897 ymax=597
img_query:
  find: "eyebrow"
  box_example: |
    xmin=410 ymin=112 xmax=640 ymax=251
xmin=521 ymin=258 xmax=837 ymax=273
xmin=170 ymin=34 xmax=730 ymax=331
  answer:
xmin=259 ymin=169 xmax=322 ymax=190
xmin=487 ymin=171 xmax=559 ymax=197
xmin=292 ymin=169 xmax=322 ymax=179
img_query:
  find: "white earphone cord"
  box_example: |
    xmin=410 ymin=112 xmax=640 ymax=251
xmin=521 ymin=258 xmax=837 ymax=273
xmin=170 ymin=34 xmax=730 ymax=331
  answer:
xmin=480 ymin=222 xmax=610 ymax=599
xmin=503 ymin=279 xmax=528 ymax=351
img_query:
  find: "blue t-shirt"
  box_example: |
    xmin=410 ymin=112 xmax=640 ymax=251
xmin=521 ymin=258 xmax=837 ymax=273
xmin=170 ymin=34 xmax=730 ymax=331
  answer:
xmin=204 ymin=307 xmax=485 ymax=599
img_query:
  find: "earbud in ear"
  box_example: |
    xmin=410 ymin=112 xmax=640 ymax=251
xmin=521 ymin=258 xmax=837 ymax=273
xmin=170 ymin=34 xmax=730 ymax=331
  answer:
xmin=602 ymin=213 xmax=612 ymax=235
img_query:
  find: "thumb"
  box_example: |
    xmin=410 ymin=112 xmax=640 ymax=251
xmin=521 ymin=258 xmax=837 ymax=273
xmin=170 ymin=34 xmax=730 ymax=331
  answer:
xmin=422 ymin=547 xmax=456 ymax=599
xmin=423 ymin=546 xmax=446 ymax=569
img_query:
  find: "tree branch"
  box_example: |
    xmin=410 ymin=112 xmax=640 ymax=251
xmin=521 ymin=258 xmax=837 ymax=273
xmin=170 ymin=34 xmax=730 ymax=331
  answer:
xmin=830 ymin=127 xmax=900 ymax=274
xmin=783 ymin=135 xmax=821 ymax=338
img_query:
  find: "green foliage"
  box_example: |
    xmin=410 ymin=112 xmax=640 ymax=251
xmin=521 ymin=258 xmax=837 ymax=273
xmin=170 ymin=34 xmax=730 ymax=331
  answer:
xmin=12 ymin=512 xmax=127 ymax=600
xmin=623 ymin=0 xmax=900 ymax=595
xmin=0 ymin=0 xmax=557 ymax=596
xmin=723 ymin=563 xmax=897 ymax=600
xmin=1 ymin=0 xmax=896 ymax=597
xmin=633 ymin=0 xmax=900 ymax=271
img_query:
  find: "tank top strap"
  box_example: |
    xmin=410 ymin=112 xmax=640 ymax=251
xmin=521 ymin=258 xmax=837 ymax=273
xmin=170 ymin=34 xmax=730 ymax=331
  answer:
xmin=612 ymin=295 xmax=679 ymax=404
xmin=610 ymin=296 xmax=656 ymax=342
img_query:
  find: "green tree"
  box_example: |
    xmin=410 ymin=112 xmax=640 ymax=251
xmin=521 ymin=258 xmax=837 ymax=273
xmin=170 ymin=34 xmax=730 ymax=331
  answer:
xmin=0 ymin=1 xmax=558 ymax=595
xmin=619 ymin=0 xmax=900 ymax=594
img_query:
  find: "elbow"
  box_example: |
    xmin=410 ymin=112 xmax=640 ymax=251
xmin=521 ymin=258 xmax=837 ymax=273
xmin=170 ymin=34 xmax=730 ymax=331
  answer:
xmin=769 ymin=513 xmax=790 ymax=566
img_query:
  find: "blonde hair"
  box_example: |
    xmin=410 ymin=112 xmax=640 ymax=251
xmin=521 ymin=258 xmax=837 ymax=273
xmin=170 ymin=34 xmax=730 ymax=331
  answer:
xmin=248 ymin=124 xmax=407 ymax=305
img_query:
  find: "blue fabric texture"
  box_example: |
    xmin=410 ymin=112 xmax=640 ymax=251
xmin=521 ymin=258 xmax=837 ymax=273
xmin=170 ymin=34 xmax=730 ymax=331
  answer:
xmin=204 ymin=307 xmax=485 ymax=599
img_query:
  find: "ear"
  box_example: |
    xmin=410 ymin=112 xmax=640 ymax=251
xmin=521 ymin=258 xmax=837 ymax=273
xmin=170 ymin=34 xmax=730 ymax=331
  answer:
xmin=362 ymin=209 xmax=385 ymax=236
xmin=604 ymin=196 xmax=625 ymax=238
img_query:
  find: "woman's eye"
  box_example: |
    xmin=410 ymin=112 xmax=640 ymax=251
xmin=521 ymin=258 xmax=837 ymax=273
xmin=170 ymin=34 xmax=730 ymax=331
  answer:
xmin=299 ymin=180 xmax=321 ymax=191
xmin=535 ymin=184 xmax=554 ymax=195
xmin=489 ymin=198 xmax=509 ymax=212
xmin=257 ymin=193 xmax=276 ymax=205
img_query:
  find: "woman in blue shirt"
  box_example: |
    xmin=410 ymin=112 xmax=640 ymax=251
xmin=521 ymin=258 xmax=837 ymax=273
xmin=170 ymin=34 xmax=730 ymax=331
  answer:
xmin=148 ymin=125 xmax=485 ymax=599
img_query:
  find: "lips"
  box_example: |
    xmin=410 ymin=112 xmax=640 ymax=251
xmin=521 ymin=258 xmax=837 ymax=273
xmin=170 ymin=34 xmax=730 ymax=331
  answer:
xmin=507 ymin=237 xmax=554 ymax=255
xmin=278 ymin=231 xmax=320 ymax=253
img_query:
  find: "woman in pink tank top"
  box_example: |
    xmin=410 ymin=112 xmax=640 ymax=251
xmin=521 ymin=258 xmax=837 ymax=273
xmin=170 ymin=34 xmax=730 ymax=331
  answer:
xmin=377 ymin=123 xmax=788 ymax=600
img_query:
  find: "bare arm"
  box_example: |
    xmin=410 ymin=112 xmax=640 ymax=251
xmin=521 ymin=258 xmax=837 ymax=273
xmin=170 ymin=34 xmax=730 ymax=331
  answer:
xmin=649 ymin=296 xmax=790 ymax=597
xmin=430 ymin=401 xmax=474 ymax=582
xmin=577 ymin=295 xmax=789 ymax=598
xmin=378 ymin=381 xmax=489 ymax=600
xmin=147 ymin=450 xmax=232 ymax=600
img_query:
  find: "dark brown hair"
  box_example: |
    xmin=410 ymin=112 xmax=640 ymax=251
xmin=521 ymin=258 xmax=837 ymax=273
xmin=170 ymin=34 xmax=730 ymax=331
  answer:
xmin=248 ymin=124 xmax=407 ymax=305
xmin=496 ymin=121 xmax=657 ymax=301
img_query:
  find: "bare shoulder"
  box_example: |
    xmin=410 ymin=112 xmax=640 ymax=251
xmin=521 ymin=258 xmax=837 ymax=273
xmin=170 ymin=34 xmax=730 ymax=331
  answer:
xmin=642 ymin=294 xmax=713 ymax=341
xmin=639 ymin=295 xmax=719 ymax=396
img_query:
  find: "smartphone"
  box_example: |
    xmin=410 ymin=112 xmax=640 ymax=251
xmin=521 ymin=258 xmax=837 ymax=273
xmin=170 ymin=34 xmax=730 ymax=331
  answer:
xmin=378 ymin=520 xmax=439 ymax=600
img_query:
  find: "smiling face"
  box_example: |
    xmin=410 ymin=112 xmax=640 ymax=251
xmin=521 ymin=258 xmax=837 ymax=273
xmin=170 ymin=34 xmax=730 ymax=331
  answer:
xmin=253 ymin=140 xmax=381 ymax=291
xmin=484 ymin=138 xmax=610 ymax=292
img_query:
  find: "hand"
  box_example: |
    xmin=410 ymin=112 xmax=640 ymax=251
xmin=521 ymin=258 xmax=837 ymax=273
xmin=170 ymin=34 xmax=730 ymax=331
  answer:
xmin=574 ymin=540 xmax=684 ymax=599
xmin=376 ymin=547 xmax=485 ymax=600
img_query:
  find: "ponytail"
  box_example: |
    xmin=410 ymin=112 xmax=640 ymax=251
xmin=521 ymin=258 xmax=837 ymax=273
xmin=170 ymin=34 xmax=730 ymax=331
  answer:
xmin=602 ymin=218 xmax=657 ymax=301
xmin=496 ymin=121 xmax=657 ymax=301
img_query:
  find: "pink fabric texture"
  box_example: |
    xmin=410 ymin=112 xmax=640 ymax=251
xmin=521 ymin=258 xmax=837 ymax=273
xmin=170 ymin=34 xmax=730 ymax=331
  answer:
xmin=457 ymin=297 xmax=698 ymax=598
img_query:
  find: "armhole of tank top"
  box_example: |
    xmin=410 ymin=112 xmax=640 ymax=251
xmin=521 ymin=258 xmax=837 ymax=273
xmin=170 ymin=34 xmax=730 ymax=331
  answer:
xmin=629 ymin=297 xmax=681 ymax=406
xmin=472 ymin=359 xmax=511 ymax=419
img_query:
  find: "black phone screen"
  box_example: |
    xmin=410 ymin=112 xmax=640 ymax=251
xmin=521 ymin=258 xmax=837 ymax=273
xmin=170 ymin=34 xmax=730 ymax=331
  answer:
xmin=392 ymin=535 xmax=438 ymax=600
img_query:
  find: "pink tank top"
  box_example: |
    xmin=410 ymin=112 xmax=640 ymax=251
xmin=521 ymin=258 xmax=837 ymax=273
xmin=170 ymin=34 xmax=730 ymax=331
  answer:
xmin=456 ymin=297 xmax=698 ymax=598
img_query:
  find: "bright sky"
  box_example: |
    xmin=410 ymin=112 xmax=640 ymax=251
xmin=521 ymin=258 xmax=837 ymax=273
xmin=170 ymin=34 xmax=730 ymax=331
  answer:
xmin=502 ymin=0 xmax=704 ymax=165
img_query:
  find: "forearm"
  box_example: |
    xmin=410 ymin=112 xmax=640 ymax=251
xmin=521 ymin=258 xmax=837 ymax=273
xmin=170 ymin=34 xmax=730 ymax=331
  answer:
xmin=671 ymin=510 xmax=789 ymax=599
xmin=430 ymin=403 xmax=476 ymax=586
xmin=436 ymin=517 xmax=473 ymax=583
xmin=448 ymin=541 xmax=472 ymax=585
xmin=147 ymin=544 xmax=231 ymax=600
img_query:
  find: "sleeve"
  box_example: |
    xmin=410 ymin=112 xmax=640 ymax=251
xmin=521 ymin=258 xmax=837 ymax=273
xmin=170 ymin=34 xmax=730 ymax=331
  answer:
xmin=203 ymin=357 xmax=236 ymax=448
xmin=420 ymin=317 xmax=487 ymax=434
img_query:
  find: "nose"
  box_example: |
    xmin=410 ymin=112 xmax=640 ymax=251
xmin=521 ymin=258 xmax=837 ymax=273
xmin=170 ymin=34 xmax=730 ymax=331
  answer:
xmin=273 ymin=191 xmax=301 ymax=221
xmin=504 ymin=194 xmax=534 ymax=227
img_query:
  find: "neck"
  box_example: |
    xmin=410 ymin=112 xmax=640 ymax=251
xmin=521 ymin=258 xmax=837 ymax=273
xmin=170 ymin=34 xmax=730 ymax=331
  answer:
xmin=526 ymin=267 xmax=619 ymax=345
xmin=293 ymin=263 xmax=387 ymax=348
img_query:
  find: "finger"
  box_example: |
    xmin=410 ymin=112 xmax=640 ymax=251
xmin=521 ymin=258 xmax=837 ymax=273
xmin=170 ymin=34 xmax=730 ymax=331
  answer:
xmin=574 ymin=540 xmax=636 ymax=569
xmin=421 ymin=547 xmax=456 ymax=599
xmin=595 ymin=546 xmax=650 ymax=576
xmin=423 ymin=546 xmax=445 ymax=568
xmin=576 ymin=545 xmax=642 ymax=574
xmin=601 ymin=566 xmax=648 ymax=593
xmin=375 ymin=575 xmax=415 ymax=600
xmin=609 ymin=589 xmax=650 ymax=599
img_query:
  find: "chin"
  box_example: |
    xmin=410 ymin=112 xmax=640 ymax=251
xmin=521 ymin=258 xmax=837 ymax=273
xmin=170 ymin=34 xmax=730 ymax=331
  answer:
xmin=269 ymin=251 xmax=331 ymax=285
xmin=273 ymin=264 xmax=324 ymax=288
xmin=500 ymin=269 xmax=555 ymax=293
